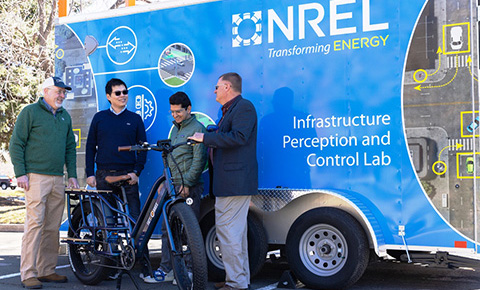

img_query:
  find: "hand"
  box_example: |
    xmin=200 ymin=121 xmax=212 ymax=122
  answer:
xmin=178 ymin=185 xmax=190 ymax=198
xmin=188 ymin=132 xmax=204 ymax=143
xmin=127 ymin=173 xmax=139 ymax=185
xmin=86 ymin=176 xmax=96 ymax=188
xmin=17 ymin=175 xmax=29 ymax=191
xmin=68 ymin=178 xmax=80 ymax=189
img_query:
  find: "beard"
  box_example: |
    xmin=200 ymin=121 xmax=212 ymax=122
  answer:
xmin=54 ymin=99 xmax=64 ymax=109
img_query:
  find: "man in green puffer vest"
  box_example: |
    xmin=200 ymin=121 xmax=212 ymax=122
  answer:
xmin=151 ymin=91 xmax=207 ymax=284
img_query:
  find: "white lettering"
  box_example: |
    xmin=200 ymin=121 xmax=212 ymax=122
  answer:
xmin=299 ymin=3 xmax=325 ymax=40
xmin=265 ymin=1 xmax=389 ymax=43
xmin=284 ymin=134 xmax=357 ymax=150
xmin=362 ymin=0 xmax=389 ymax=32
xmin=330 ymin=0 xmax=356 ymax=36
xmin=364 ymin=151 xmax=391 ymax=166
xmin=268 ymin=6 xmax=294 ymax=43
xmin=307 ymin=152 xmax=360 ymax=167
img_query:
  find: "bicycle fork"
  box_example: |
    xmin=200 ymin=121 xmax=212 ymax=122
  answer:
xmin=162 ymin=198 xmax=179 ymax=255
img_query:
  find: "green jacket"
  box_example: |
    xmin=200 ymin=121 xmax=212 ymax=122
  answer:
xmin=169 ymin=114 xmax=207 ymax=186
xmin=9 ymin=98 xmax=77 ymax=178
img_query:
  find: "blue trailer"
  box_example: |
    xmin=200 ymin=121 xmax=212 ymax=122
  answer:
xmin=56 ymin=0 xmax=480 ymax=288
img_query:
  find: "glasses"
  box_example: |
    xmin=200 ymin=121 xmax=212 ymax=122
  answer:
xmin=48 ymin=88 xmax=66 ymax=95
xmin=113 ymin=89 xmax=128 ymax=96
xmin=215 ymin=83 xmax=230 ymax=90
xmin=170 ymin=108 xmax=186 ymax=115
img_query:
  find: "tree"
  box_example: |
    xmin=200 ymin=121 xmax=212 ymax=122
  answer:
xmin=0 ymin=0 xmax=57 ymax=159
xmin=0 ymin=0 xmax=157 ymax=159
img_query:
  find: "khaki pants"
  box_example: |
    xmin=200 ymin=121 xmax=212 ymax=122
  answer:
xmin=215 ymin=195 xmax=251 ymax=289
xmin=20 ymin=173 xmax=65 ymax=280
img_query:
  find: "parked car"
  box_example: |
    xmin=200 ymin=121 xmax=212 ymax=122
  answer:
xmin=0 ymin=175 xmax=12 ymax=190
xmin=466 ymin=157 xmax=474 ymax=174
xmin=467 ymin=116 xmax=480 ymax=133
xmin=450 ymin=26 xmax=463 ymax=50
xmin=9 ymin=178 xmax=17 ymax=190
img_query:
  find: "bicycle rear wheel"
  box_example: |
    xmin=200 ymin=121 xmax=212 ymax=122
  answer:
xmin=68 ymin=202 xmax=112 ymax=285
xmin=169 ymin=202 xmax=207 ymax=290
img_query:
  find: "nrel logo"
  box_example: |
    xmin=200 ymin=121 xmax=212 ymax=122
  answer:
xmin=232 ymin=1 xmax=389 ymax=49
xmin=232 ymin=11 xmax=262 ymax=47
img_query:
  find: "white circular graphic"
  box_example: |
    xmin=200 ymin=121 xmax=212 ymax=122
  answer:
xmin=128 ymin=85 xmax=157 ymax=131
xmin=106 ymin=26 xmax=137 ymax=65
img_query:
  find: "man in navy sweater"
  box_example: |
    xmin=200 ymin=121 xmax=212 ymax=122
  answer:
xmin=85 ymin=78 xmax=156 ymax=282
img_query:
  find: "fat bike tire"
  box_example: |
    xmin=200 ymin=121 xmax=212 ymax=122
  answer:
xmin=68 ymin=203 xmax=112 ymax=285
xmin=169 ymin=202 xmax=208 ymax=290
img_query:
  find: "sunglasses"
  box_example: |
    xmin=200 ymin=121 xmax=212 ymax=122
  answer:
xmin=113 ymin=89 xmax=129 ymax=96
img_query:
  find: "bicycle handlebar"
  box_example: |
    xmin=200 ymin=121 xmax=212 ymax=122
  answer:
xmin=118 ymin=139 xmax=198 ymax=153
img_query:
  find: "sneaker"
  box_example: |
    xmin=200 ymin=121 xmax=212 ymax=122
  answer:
xmin=21 ymin=277 xmax=42 ymax=289
xmin=107 ymin=271 xmax=121 ymax=280
xmin=172 ymin=271 xmax=192 ymax=285
xmin=153 ymin=269 xmax=175 ymax=282
xmin=139 ymin=273 xmax=161 ymax=284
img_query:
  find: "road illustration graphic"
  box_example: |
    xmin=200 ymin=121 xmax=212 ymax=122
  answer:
xmin=158 ymin=43 xmax=195 ymax=87
xmin=404 ymin=0 xmax=479 ymax=239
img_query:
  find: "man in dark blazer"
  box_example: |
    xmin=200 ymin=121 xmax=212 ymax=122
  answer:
xmin=190 ymin=72 xmax=258 ymax=290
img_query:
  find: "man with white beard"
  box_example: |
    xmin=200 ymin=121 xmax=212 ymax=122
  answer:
xmin=10 ymin=76 xmax=79 ymax=289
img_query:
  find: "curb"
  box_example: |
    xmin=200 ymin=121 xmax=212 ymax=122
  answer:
xmin=0 ymin=224 xmax=24 ymax=232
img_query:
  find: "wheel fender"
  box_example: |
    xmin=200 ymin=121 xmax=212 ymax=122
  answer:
xmin=70 ymin=198 xmax=114 ymax=231
xmin=256 ymin=189 xmax=385 ymax=257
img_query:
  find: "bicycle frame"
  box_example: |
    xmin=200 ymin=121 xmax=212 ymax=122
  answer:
xmin=64 ymin=189 xmax=134 ymax=266
xmin=64 ymin=139 xmax=189 ymax=269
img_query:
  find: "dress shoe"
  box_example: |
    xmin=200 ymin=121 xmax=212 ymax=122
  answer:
xmin=214 ymin=281 xmax=226 ymax=289
xmin=37 ymin=273 xmax=67 ymax=283
xmin=21 ymin=277 xmax=42 ymax=289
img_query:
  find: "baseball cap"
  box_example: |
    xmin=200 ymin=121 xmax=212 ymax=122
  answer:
xmin=42 ymin=76 xmax=72 ymax=91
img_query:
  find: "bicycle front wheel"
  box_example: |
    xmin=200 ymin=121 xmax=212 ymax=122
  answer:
xmin=169 ymin=202 xmax=207 ymax=290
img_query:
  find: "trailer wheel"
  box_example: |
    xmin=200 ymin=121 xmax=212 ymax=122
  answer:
xmin=200 ymin=211 xmax=268 ymax=282
xmin=286 ymin=207 xmax=369 ymax=289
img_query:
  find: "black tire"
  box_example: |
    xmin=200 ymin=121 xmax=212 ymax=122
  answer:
xmin=286 ymin=207 xmax=369 ymax=290
xmin=200 ymin=211 xmax=268 ymax=282
xmin=1 ymin=183 xmax=7 ymax=190
xmin=68 ymin=203 xmax=112 ymax=285
xmin=10 ymin=186 xmax=16 ymax=190
xmin=168 ymin=202 xmax=207 ymax=290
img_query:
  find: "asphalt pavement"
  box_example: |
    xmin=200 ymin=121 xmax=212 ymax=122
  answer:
xmin=1 ymin=231 xmax=480 ymax=290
